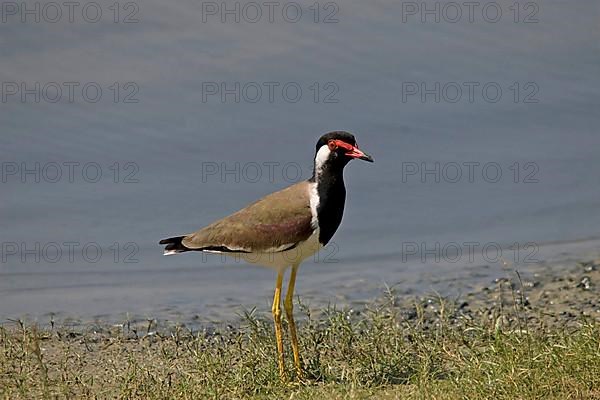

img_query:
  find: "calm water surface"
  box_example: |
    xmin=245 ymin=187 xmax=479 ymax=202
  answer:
xmin=1 ymin=0 xmax=600 ymax=323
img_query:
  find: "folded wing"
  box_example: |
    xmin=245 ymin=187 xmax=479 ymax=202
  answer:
xmin=182 ymin=181 xmax=314 ymax=253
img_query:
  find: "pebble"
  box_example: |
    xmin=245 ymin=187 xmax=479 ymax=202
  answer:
xmin=577 ymin=276 xmax=592 ymax=290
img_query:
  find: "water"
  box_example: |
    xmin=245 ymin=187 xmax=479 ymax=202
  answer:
xmin=1 ymin=0 xmax=600 ymax=323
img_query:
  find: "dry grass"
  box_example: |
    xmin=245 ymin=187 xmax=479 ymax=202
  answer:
xmin=1 ymin=288 xmax=599 ymax=399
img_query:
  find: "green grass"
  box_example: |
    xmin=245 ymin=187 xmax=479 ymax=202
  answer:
xmin=1 ymin=293 xmax=599 ymax=399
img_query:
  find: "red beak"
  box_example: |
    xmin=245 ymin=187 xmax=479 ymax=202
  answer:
xmin=345 ymin=146 xmax=374 ymax=162
xmin=333 ymin=140 xmax=373 ymax=162
xmin=330 ymin=139 xmax=374 ymax=162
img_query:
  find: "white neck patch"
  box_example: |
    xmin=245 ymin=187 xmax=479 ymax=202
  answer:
xmin=314 ymin=144 xmax=331 ymax=178
xmin=309 ymin=144 xmax=331 ymax=230
xmin=308 ymin=181 xmax=320 ymax=229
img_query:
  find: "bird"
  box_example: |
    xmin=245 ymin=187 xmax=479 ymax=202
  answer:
xmin=159 ymin=131 xmax=373 ymax=381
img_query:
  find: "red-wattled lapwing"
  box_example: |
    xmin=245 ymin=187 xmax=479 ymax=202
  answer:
xmin=159 ymin=131 xmax=373 ymax=381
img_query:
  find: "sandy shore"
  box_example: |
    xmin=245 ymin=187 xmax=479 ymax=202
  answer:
xmin=3 ymin=253 xmax=599 ymax=333
xmin=405 ymin=257 xmax=600 ymax=330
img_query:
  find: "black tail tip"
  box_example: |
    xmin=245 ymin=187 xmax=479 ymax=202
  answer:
xmin=159 ymin=236 xmax=189 ymax=254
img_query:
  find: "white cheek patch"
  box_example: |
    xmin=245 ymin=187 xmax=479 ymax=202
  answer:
xmin=314 ymin=144 xmax=331 ymax=177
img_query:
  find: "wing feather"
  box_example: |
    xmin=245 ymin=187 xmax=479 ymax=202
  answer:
xmin=182 ymin=181 xmax=314 ymax=253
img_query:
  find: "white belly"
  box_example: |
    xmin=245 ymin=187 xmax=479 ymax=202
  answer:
xmin=225 ymin=229 xmax=322 ymax=271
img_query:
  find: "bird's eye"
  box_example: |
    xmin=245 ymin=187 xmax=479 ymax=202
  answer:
xmin=328 ymin=140 xmax=338 ymax=151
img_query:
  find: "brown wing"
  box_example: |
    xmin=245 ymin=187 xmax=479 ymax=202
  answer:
xmin=182 ymin=181 xmax=314 ymax=253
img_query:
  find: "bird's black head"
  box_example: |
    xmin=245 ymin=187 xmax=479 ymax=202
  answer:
xmin=312 ymin=131 xmax=373 ymax=180
xmin=315 ymin=131 xmax=357 ymax=151
xmin=315 ymin=131 xmax=373 ymax=163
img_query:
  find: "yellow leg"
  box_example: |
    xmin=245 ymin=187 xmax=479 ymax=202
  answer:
xmin=272 ymin=271 xmax=287 ymax=381
xmin=284 ymin=263 xmax=303 ymax=380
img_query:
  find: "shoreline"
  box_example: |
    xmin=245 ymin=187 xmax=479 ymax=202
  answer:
xmin=7 ymin=254 xmax=599 ymax=331
xmin=3 ymin=236 xmax=599 ymax=329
